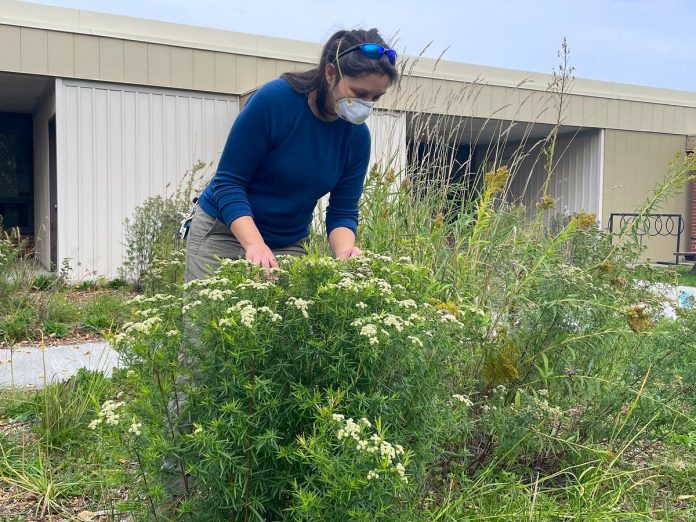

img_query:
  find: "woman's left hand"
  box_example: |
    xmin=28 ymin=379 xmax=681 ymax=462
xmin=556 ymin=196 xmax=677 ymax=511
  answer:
xmin=335 ymin=246 xmax=362 ymax=259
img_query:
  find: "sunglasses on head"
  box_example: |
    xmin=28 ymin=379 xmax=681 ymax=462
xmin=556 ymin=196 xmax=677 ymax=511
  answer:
xmin=334 ymin=43 xmax=397 ymax=66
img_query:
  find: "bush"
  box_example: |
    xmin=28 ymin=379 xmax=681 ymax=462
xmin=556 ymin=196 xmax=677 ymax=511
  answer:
xmin=119 ymin=195 xmax=181 ymax=289
xmin=104 ymin=253 xmax=484 ymax=520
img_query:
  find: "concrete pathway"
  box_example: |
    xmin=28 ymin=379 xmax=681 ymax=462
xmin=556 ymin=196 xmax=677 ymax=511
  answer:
xmin=0 ymin=285 xmax=693 ymax=390
xmin=0 ymin=342 xmax=120 ymax=389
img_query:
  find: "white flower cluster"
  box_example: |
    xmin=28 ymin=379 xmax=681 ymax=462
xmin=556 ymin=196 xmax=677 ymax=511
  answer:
xmin=331 ymin=413 xmax=408 ymax=483
xmin=127 ymin=293 xmax=182 ymax=306
xmin=183 ymin=276 xmax=234 ymax=290
xmin=236 ymin=280 xmax=275 ymax=291
xmin=225 ymin=300 xmax=256 ymax=328
xmin=397 ymin=299 xmax=418 ymax=309
xmin=407 ymin=336 xmax=424 ymax=347
xmin=218 ymin=258 xmax=255 ymax=268
xmin=304 ymin=257 xmax=336 ymax=268
xmin=89 ymin=399 xmax=125 ymax=429
xmin=182 ymin=300 xmax=203 ymax=313
xmin=165 ymin=329 xmax=180 ymax=337
xmin=128 ymin=418 xmax=143 ymax=436
xmin=529 ymin=396 xmax=563 ymax=422
xmin=321 ymin=270 xmax=395 ymax=297
xmin=219 ymin=301 xmax=283 ymax=329
xmin=257 ymin=306 xmax=282 ymax=322
xmin=356 ymin=301 xmax=368 ymax=310
xmin=352 ymin=312 xmax=417 ymax=346
xmin=286 ymin=297 xmax=312 ymax=318
xmin=451 ymin=394 xmax=474 ymax=407
xmin=373 ymin=278 xmax=392 ymax=294
xmin=437 ymin=309 xmax=464 ymax=326
xmin=359 ymin=324 xmax=379 ymax=345
xmin=114 ymin=316 xmax=163 ymax=343
xmin=198 ymin=287 xmax=234 ymax=301
xmin=381 ymin=313 xmax=408 ymax=332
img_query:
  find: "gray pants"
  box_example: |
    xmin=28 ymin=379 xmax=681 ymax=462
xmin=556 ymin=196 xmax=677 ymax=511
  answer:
xmin=184 ymin=205 xmax=308 ymax=282
xmin=167 ymin=208 xmax=308 ymax=494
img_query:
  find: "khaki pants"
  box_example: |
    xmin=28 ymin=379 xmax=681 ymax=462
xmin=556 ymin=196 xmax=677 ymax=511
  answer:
xmin=184 ymin=205 xmax=308 ymax=282
xmin=165 ymin=206 xmax=309 ymax=495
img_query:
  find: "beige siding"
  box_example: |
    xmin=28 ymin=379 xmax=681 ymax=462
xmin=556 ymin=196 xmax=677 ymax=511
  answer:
xmin=147 ymin=44 xmax=171 ymax=86
xmin=234 ymin=55 xmax=258 ymax=93
xmin=213 ymin=52 xmax=235 ymax=93
xmin=124 ymin=40 xmax=148 ymax=84
xmin=74 ymin=34 xmax=100 ymax=79
xmin=4 ymin=21 xmax=696 ymax=135
xmin=602 ymin=130 xmax=689 ymax=262
xmin=47 ymin=32 xmax=74 ymax=76
xmin=193 ymin=49 xmax=215 ymax=91
xmin=0 ymin=25 xmax=21 ymax=71
xmin=171 ymin=47 xmax=194 ymax=89
xmin=20 ymin=27 xmax=48 ymax=74
xmin=99 ymin=38 xmax=124 ymax=82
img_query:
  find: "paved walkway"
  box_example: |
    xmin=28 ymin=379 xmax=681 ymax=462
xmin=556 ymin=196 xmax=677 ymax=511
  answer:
xmin=0 ymin=284 xmax=692 ymax=390
xmin=0 ymin=342 xmax=120 ymax=389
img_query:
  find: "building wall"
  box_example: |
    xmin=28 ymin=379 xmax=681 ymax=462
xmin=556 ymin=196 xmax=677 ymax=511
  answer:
xmin=55 ymin=79 xmax=239 ymax=279
xmin=602 ymin=130 xmax=689 ymax=262
xmin=2 ymin=19 xmax=696 ymax=136
xmin=506 ymin=131 xmax=603 ymax=222
xmin=0 ymin=24 xmax=310 ymax=96
xmin=32 ymin=84 xmax=55 ymax=267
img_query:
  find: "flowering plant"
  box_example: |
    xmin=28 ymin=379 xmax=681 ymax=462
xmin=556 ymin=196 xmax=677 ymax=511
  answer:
xmin=108 ymin=252 xmax=484 ymax=520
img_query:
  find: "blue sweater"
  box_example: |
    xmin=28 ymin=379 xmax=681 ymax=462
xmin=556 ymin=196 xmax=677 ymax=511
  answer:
xmin=198 ymin=78 xmax=371 ymax=248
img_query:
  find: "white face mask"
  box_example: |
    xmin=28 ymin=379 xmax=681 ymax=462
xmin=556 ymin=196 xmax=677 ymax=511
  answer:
xmin=334 ymin=97 xmax=374 ymax=125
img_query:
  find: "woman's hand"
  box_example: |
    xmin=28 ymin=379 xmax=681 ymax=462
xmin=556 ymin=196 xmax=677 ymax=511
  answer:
xmin=245 ymin=242 xmax=279 ymax=269
xmin=329 ymin=227 xmax=361 ymax=260
xmin=335 ymin=246 xmax=362 ymax=259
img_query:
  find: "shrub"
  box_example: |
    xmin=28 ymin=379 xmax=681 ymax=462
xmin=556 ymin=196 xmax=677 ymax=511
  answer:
xmin=103 ymin=253 xmax=484 ymax=520
xmin=119 ymin=195 xmax=181 ymax=289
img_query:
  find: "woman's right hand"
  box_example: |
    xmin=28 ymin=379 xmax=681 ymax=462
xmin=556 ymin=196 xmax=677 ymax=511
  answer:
xmin=245 ymin=242 xmax=279 ymax=269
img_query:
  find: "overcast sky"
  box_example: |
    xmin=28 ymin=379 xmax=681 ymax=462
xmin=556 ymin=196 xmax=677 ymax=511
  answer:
xmin=25 ymin=0 xmax=696 ymax=92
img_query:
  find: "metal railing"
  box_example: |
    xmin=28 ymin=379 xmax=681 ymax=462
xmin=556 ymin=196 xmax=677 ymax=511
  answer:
xmin=607 ymin=213 xmax=685 ymax=264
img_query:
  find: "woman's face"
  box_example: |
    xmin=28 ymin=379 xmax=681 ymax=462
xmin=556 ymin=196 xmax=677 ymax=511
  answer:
xmin=325 ymin=64 xmax=391 ymax=107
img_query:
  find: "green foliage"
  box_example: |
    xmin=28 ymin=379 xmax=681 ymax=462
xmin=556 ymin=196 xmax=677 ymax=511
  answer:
xmin=119 ymin=161 xmax=210 ymax=289
xmin=103 ymin=253 xmax=481 ymax=520
xmin=119 ymin=195 xmax=181 ymax=289
xmin=0 ymin=305 xmax=34 ymax=343
xmin=32 ymin=369 xmax=112 ymax=448
xmin=41 ymin=319 xmax=70 ymax=338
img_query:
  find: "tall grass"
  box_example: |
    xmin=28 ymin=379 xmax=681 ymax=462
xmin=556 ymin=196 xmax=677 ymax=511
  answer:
xmin=310 ymin=40 xmax=696 ymax=519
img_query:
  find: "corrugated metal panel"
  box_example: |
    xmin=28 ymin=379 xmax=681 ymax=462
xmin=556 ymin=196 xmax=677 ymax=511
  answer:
xmin=507 ymin=131 xmax=603 ymax=223
xmin=366 ymin=110 xmax=408 ymax=175
xmin=56 ymin=79 xmax=238 ymax=279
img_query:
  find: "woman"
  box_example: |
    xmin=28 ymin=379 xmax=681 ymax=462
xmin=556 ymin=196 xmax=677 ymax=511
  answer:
xmin=184 ymin=28 xmax=399 ymax=282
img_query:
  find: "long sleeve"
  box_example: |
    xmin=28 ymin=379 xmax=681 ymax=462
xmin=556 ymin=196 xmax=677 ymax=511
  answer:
xmin=325 ymin=126 xmax=371 ymax=236
xmin=210 ymin=85 xmax=275 ymax=227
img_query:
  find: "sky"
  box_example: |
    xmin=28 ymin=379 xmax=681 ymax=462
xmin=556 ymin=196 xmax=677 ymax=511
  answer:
xmin=24 ymin=0 xmax=696 ymax=92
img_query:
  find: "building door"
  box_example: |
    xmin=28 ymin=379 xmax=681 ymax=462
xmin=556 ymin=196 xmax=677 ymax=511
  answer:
xmin=0 ymin=113 xmax=33 ymax=236
xmin=49 ymin=118 xmax=57 ymax=270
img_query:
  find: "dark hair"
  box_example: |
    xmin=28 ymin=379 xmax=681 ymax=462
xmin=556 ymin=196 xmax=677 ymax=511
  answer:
xmin=282 ymin=28 xmax=399 ymax=118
